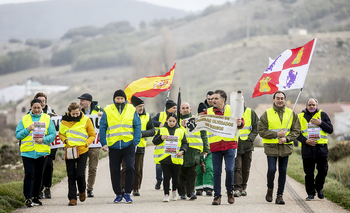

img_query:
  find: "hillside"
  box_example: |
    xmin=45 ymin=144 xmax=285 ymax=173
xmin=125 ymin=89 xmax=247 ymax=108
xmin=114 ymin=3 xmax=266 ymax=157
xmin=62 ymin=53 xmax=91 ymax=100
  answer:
xmin=0 ymin=0 xmax=188 ymax=41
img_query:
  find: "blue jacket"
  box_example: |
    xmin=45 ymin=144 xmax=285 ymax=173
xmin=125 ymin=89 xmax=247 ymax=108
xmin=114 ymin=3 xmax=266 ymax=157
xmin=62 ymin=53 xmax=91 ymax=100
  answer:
xmin=15 ymin=111 xmax=56 ymax=159
xmin=99 ymin=105 xmax=141 ymax=150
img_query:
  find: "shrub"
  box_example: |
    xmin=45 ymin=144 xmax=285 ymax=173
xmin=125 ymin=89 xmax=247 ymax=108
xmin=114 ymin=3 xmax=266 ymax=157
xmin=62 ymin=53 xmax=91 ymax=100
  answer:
xmin=62 ymin=26 xmax=100 ymax=39
xmin=8 ymin=39 xmax=22 ymax=44
xmin=328 ymin=141 xmax=350 ymax=162
xmin=50 ymin=48 xmax=75 ymax=66
xmin=0 ymin=50 xmax=40 ymax=75
xmin=25 ymin=39 xmax=52 ymax=49
xmin=101 ymin=21 xmax=134 ymax=34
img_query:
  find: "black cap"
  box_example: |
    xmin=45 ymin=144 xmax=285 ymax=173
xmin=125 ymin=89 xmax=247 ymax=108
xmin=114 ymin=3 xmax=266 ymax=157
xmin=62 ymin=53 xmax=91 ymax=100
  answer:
xmin=165 ymin=100 xmax=177 ymax=110
xmin=113 ymin=89 xmax=126 ymax=100
xmin=197 ymin=102 xmax=207 ymax=114
xmin=78 ymin=93 xmax=92 ymax=102
xmin=131 ymin=95 xmax=144 ymax=107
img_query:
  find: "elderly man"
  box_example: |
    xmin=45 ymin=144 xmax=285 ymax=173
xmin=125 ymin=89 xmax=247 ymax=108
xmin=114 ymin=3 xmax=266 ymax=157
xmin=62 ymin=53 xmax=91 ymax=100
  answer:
xmin=178 ymin=102 xmax=209 ymax=200
xmin=258 ymin=91 xmax=300 ymax=205
xmin=100 ymin=89 xmax=141 ymax=203
xmin=77 ymin=93 xmax=104 ymax=198
xmin=204 ymin=90 xmax=244 ymax=205
xmin=121 ymin=96 xmax=155 ymax=196
xmin=297 ymin=98 xmax=333 ymax=201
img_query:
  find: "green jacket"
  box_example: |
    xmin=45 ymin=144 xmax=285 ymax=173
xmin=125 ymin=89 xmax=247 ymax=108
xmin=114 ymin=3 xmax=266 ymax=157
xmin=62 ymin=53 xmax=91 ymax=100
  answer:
xmin=258 ymin=104 xmax=301 ymax=157
xmin=237 ymin=106 xmax=259 ymax=155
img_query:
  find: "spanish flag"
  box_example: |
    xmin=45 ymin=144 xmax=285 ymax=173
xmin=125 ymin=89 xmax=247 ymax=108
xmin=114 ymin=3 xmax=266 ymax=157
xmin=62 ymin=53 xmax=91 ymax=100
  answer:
xmin=125 ymin=63 xmax=176 ymax=102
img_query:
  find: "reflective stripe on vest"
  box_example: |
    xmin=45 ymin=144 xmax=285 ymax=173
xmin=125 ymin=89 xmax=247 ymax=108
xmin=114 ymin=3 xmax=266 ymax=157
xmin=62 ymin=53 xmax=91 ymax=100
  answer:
xmin=207 ymin=105 xmax=238 ymax=143
xmin=138 ymin=113 xmax=150 ymax=148
xmin=20 ymin=114 xmax=51 ymax=153
xmin=104 ymin=104 xmax=135 ymax=146
xmin=155 ymin=111 xmax=167 ymax=132
xmin=59 ymin=116 xmax=89 ymax=146
xmin=239 ymin=107 xmax=252 ymax=140
xmin=262 ymin=107 xmax=293 ymax=144
xmin=153 ymin=127 xmax=184 ymax=165
xmin=179 ymin=117 xmax=203 ymax=152
xmin=298 ymin=110 xmax=328 ymax=145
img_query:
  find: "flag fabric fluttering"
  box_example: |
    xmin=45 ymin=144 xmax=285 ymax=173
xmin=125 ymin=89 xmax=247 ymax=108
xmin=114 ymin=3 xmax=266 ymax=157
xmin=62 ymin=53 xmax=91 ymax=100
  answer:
xmin=252 ymin=38 xmax=317 ymax=98
xmin=125 ymin=63 xmax=176 ymax=102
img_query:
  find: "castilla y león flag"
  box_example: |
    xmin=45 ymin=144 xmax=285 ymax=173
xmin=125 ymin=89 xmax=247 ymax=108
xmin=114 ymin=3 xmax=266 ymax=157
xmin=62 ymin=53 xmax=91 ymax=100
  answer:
xmin=125 ymin=63 xmax=176 ymax=102
xmin=252 ymin=38 xmax=317 ymax=98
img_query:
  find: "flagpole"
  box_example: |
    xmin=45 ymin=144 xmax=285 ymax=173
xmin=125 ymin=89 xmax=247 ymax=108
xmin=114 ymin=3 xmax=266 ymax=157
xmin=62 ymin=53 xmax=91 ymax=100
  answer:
xmin=285 ymin=88 xmax=303 ymax=129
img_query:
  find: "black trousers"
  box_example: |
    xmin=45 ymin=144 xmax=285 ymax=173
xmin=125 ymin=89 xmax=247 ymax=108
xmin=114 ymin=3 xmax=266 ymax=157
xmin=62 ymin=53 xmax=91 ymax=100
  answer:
xmin=41 ymin=148 xmax=58 ymax=190
xmin=161 ymin=163 xmax=181 ymax=195
xmin=178 ymin=164 xmax=197 ymax=196
xmin=65 ymin=152 xmax=88 ymax=200
xmin=22 ymin=156 xmax=46 ymax=199
xmin=303 ymin=157 xmax=328 ymax=196
xmin=109 ymin=144 xmax=135 ymax=195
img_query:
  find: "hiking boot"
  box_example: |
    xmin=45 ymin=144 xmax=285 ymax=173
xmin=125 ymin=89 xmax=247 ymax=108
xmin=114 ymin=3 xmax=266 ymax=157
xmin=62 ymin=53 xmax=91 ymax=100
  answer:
xmin=114 ymin=195 xmax=123 ymax=203
xmin=317 ymin=190 xmax=325 ymax=199
xmin=189 ymin=193 xmax=197 ymax=200
xmin=180 ymin=194 xmax=187 ymax=200
xmin=265 ymin=189 xmax=273 ymax=202
xmin=25 ymin=198 xmax=33 ymax=207
xmin=234 ymin=190 xmax=241 ymax=197
xmin=196 ymin=190 xmax=203 ymax=196
xmin=68 ymin=199 xmax=77 ymax=206
xmin=124 ymin=193 xmax=133 ymax=203
xmin=79 ymin=192 xmax=86 ymax=202
xmin=206 ymin=189 xmax=212 ymax=196
xmin=163 ymin=194 xmax=170 ymax=202
xmin=212 ymin=196 xmax=221 ymax=205
xmin=275 ymin=194 xmax=285 ymax=205
xmin=171 ymin=191 xmax=178 ymax=201
xmin=32 ymin=197 xmax=42 ymax=206
xmin=155 ymin=181 xmax=161 ymax=190
xmin=87 ymin=190 xmax=94 ymax=197
xmin=241 ymin=189 xmax=247 ymax=196
xmin=227 ymin=190 xmax=235 ymax=204
xmin=306 ymin=195 xmax=314 ymax=201
xmin=44 ymin=188 xmax=51 ymax=199
xmin=133 ymin=190 xmax=140 ymax=196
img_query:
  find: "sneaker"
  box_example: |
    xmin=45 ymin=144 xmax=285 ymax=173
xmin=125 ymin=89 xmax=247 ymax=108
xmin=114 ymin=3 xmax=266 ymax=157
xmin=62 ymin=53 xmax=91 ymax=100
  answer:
xmin=155 ymin=181 xmax=161 ymax=190
xmin=133 ymin=190 xmax=140 ymax=196
xmin=227 ymin=190 xmax=235 ymax=204
xmin=212 ymin=196 xmax=221 ymax=205
xmin=275 ymin=194 xmax=285 ymax=205
xmin=163 ymin=194 xmax=170 ymax=202
xmin=38 ymin=191 xmax=43 ymax=199
xmin=241 ymin=189 xmax=247 ymax=196
xmin=317 ymin=190 xmax=325 ymax=199
xmin=87 ymin=190 xmax=94 ymax=197
xmin=25 ymin=198 xmax=33 ymax=207
xmin=180 ymin=194 xmax=186 ymax=200
xmin=171 ymin=191 xmax=178 ymax=201
xmin=206 ymin=189 xmax=212 ymax=196
xmin=189 ymin=193 xmax=197 ymax=200
xmin=234 ymin=190 xmax=241 ymax=197
xmin=68 ymin=199 xmax=77 ymax=206
xmin=32 ymin=197 xmax=42 ymax=206
xmin=114 ymin=195 xmax=123 ymax=203
xmin=265 ymin=189 xmax=273 ymax=202
xmin=44 ymin=188 xmax=51 ymax=199
xmin=196 ymin=190 xmax=203 ymax=196
xmin=124 ymin=193 xmax=133 ymax=203
xmin=306 ymin=195 xmax=315 ymax=201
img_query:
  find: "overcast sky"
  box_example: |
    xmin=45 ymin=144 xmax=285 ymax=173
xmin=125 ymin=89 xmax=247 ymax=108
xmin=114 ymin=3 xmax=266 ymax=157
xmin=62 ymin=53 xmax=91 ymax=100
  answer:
xmin=0 ymin=0 xmax=234 ymax=11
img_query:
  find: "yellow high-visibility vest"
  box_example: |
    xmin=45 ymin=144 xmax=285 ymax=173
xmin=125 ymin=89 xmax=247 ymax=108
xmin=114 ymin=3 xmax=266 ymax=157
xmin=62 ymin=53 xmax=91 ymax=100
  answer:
xmin=155 ymin=111 xmax=167 ymax=132
xmin=239 ymin=108 xmax=252 ymax=140
xmin=59 ymin=116 xmax=89 ymax=146
xmin=153 ymin=127 xmax=184 ymax=165
xmin=298 ymin=110 xmax=327 ymax=145
xmin=138 ymin=113 xmax=150 ymax=148
xmin=262 ymin=107 xmax=293 ymax=144
xmin=104 ymin=104 xmax=135 ymax=146
xmin=20 ymin=114 xmax=51 ymax=154
xmin=179 ymin=117 xmax=203 ymax=152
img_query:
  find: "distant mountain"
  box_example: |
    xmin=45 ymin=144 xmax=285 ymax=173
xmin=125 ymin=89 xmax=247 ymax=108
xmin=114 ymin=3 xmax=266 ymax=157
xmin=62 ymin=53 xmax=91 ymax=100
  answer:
xmin=0 ymin=0 xmax=188 ymax=41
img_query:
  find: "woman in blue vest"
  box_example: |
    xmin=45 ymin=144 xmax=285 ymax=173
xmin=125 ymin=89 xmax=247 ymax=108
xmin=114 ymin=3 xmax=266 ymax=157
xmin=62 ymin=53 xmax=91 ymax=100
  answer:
xmin=15 ymin=99 xmax=56 ymax=207
xmin=152 ymin=113 xmax=188 ymax=202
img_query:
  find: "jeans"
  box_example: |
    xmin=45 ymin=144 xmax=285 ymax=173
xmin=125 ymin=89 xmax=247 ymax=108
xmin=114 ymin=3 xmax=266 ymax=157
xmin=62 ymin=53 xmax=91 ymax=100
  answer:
xmin=266 ymin=156 xmax=289 ymax=195
xmin=156 ymin=164 xmax=163 ymax=182
xmin=22 ymin=156 xmax=46 ymax=199
xmin=212 ymin=149 xmax=236 ymax=197
xmin=66 ymin=152 xmax=88 ymax=200
xmin=121 ymin=153 xmax=145 ymax=190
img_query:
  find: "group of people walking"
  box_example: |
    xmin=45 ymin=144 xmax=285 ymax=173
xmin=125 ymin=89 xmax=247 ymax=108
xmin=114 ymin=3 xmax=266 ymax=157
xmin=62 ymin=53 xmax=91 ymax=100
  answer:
xmin=15 ymin=89 xmax=333 ymax=207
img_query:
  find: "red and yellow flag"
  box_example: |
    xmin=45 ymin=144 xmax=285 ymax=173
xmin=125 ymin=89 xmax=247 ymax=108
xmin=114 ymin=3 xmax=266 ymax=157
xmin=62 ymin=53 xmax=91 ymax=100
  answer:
xmin=125 ymin=63 xmax=176 ymax=102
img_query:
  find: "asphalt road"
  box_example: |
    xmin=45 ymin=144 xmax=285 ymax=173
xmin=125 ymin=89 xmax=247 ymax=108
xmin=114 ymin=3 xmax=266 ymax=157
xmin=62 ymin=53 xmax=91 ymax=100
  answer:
xmin=14 ymin=147 xmax=349 ymax=213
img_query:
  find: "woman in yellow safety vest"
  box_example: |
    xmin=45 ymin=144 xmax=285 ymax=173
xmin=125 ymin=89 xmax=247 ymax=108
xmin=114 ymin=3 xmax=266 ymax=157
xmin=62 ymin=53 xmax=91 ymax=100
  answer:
xmin=152 ymin=112 xmax=188 ymax=202
xmin=15 ymin=98 xmax=56 ymax=207
xmin=59 ymin=102 xmax=96 ymax=206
